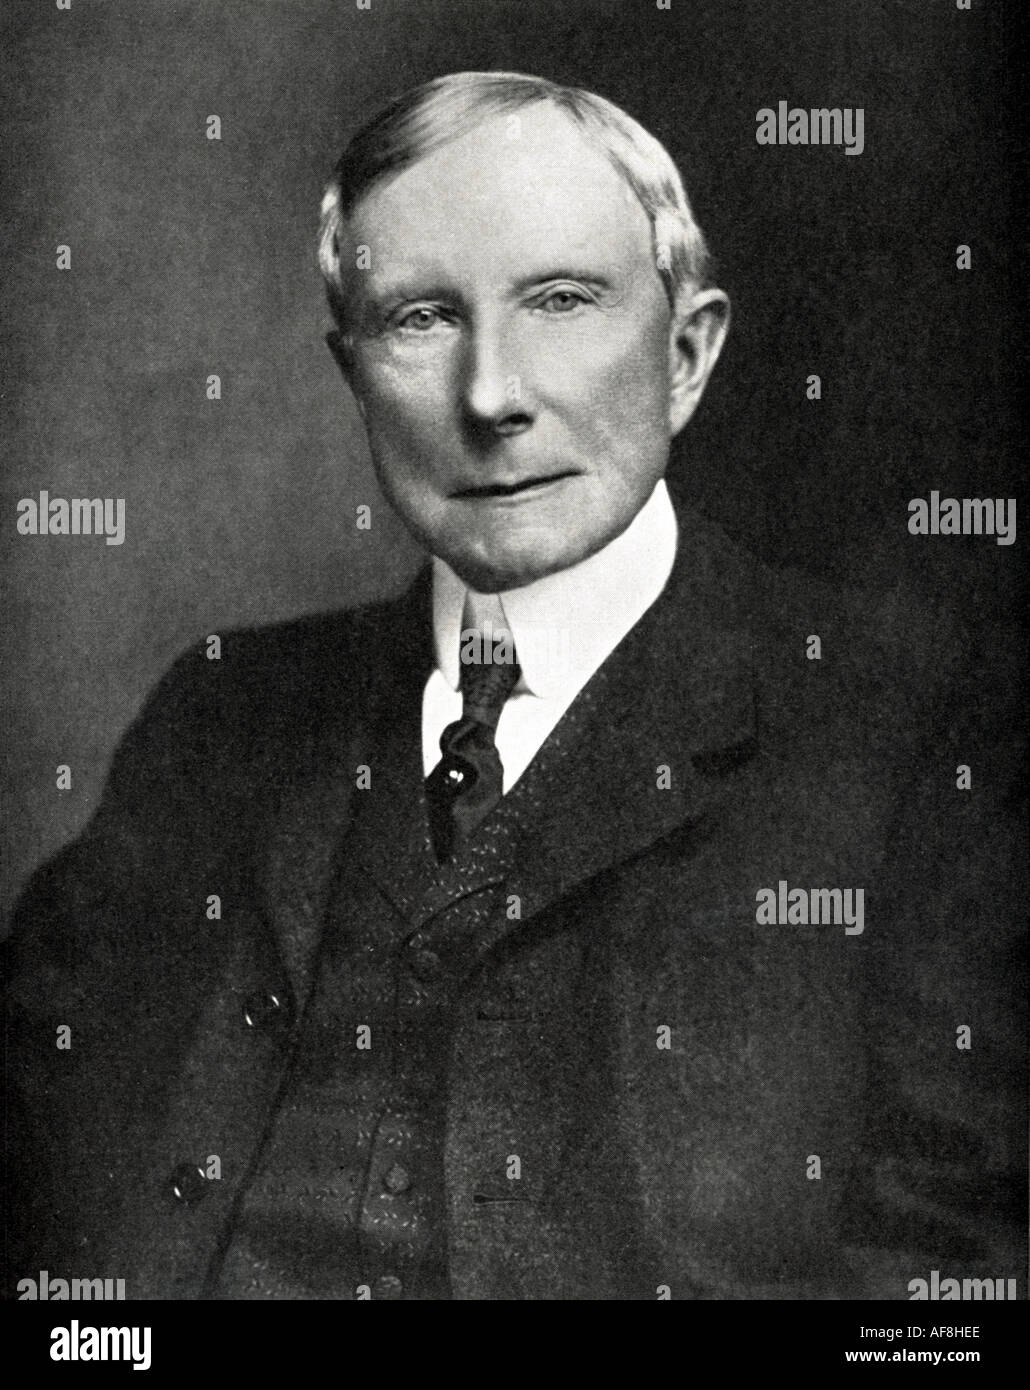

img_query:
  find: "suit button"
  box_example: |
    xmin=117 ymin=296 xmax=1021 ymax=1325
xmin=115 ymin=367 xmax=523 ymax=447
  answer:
xmin=170 ymin=1163 xmax=208 ymax=1205
xmin=242 ymin=991 xmax=288 ymax=1031
xmin=409 ymin=947 xmax=441 ymax=980
xmin=382 ymin=1164 xmax=411 ymax=1194
xmin=373 ymin=1274 xmax=403 ymax=1299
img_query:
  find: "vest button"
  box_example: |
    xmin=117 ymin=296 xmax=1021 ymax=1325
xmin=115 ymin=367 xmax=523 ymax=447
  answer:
xmin=409 ymin=947 xmax=442 ymax=980
xmin=170 ymin=1163 xmax=208 ymax=1205
xmin=242 ymin=991 xmax=288 ymax=1031
xmin=382 ymin=1163 xmax=411 ymax=1194
xmin=373 ymin=1274 xmax=403 ymax=1299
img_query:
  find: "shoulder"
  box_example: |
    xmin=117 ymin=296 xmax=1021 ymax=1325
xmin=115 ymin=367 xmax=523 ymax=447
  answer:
xmin=161 ymin=588 xmax=414 ymax=703
xmin=93 ymin=575 xmax=430 ymax=827
xmin=6 ymin=579 xmax=430 ymax=923
xmin=673 ymin=504 xmax=978 ymax=747
xmin=133 ymin=577 xmax=427 ymax=746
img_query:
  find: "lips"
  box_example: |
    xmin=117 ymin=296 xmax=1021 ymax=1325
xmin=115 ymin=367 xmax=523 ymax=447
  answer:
xmin=452 ymin=471 xmax=579 ymax=499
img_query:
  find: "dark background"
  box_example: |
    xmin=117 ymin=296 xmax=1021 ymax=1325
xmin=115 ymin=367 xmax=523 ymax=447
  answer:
xmin=1 ymin=0 xmax=1023 ymax=914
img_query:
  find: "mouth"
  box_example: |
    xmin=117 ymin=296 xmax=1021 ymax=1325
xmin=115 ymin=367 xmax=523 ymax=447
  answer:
xmin=452 ymin=471 xmax=579 ymax=500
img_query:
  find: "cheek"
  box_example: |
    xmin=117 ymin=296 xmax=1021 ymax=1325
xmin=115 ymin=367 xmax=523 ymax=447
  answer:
xmin=359 ymin=361 xmax=451 ymax=460
xmin=555 ymin=329 xmax=671 ymax=448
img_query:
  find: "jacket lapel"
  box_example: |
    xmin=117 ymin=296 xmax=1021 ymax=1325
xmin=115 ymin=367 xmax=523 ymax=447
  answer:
xmin=264 ymin=504 xmax=760 ymax=982
xmin=505 ymin=506 xmax=759 ymax=928
xmin=263 ymin=575 xmax=435 ymax=993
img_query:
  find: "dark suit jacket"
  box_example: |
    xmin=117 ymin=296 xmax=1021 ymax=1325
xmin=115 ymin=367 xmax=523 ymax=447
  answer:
xmin=4 ymin=505 xmax=1024 ymax=1299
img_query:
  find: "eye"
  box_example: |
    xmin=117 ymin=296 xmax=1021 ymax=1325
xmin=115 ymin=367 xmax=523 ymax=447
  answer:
xmin=538 ymin=289 xmax=589 ymax=314
xmin=396 ymin=305 xmax=445 ymax=331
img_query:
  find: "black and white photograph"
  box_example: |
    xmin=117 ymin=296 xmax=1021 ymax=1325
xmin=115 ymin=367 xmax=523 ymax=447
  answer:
xmin=2 ymin=0 xmax=1025 ymax=1360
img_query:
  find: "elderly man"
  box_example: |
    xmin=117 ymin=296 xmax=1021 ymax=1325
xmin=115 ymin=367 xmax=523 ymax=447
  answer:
xmin=4 ymin=72 xmax=1021 ymax=1301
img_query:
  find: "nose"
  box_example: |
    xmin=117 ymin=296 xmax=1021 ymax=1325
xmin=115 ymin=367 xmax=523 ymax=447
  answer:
xmin=460 ymin=315 xmax=533 ymax=438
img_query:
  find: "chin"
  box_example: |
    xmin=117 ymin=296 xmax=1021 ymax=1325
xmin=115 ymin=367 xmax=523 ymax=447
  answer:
xmin=443 ymin=540 xmax=593 ymax=594
xmin=444 ymin=556 xmax=544 ymax=594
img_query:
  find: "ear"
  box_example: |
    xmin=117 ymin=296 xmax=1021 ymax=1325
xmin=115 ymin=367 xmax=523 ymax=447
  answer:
xmin=326 ymin=327 xmax=366 ymax=418
xmin=667 ymin=287 xmax=731 ymax=436
xmin=326 ymin=328 xmax=354 ymax=379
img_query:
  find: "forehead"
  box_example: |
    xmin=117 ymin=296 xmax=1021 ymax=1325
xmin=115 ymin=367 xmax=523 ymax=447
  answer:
xmin=348 ymin=103 xmax=656 ymax=286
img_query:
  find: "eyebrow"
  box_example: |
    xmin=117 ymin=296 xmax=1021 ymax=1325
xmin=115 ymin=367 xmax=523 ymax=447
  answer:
xmin=366 ymin=268 xmax=617 ymax=307
xmin=510 ymin=268 xmax=616 ymax=294
xmin=365 ymin=281 xmax=453 ymax=309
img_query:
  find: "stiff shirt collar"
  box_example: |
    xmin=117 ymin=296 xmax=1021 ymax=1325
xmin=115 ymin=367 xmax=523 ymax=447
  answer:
xmin=431 ymin=478 xmax=678 ymax=700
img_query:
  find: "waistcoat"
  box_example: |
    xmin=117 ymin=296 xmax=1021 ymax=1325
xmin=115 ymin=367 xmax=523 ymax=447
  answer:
xmin=211 ymin=660 xmax=565 ymax=1300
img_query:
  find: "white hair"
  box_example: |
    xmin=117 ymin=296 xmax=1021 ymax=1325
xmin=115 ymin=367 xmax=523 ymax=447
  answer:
xmin=318 ymin=70 xmax=714 ymax=329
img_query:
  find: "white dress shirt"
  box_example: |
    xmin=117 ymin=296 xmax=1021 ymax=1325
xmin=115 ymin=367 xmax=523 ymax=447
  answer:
xmin=422 ymin=479 xmax=678 ymax=792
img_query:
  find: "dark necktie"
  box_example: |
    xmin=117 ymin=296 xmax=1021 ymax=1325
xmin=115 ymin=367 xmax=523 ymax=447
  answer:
xmin=425 ymin=638 xmax=521 ymax=862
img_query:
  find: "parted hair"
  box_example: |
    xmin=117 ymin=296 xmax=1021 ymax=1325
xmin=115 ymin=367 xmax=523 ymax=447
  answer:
xmin=318 ymin=70 xmax=714 ymax=329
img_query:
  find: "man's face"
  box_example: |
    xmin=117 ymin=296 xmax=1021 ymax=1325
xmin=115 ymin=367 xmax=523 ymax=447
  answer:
xmin=335 ymin=103 xmax=724 ymax=592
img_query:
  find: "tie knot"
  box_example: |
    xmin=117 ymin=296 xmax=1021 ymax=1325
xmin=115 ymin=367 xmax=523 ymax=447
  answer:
xmin=459 ymin=641 xmax=520 ymax=731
